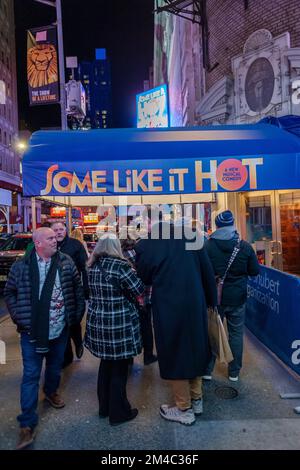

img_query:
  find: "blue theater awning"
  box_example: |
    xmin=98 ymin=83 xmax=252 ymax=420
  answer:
xmin=22 ymin=124 xmax=300 ymax=197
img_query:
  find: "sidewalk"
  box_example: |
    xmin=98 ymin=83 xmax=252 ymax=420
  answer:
xmin=0 ymin=313 xmax=300 ymax=450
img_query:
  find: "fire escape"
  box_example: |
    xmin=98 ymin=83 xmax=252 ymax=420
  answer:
xmin=154 ymin=0 xmax=213 ymax=70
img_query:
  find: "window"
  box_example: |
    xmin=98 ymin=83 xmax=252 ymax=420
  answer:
xmin=3 ymin=130 xmax=6 ymax=145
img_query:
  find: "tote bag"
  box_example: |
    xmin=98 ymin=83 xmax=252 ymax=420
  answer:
xmin=207 ymin=307 xmax=233 ymax=364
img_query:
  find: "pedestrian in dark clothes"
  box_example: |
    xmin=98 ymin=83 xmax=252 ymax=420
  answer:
xmin=4 ymin=227 xmax=85 ymax=449
xmin=135 ymin=220 xmax=217 ymax=425
xmin=204 ymin=210 xmax=260 ymax=382
xmin=121 ymin=235 xmax=157 ymax=366
xmin=51 ymin=222 xmax=89 ymax=366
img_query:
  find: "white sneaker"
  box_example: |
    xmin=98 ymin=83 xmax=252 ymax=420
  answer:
xmin=160 ymin=405 xmax=195 ymax=425
xmin=229 ymin=375 xmax=239 ymax=382
xmin=202 ymin=375 xmax=212 ymax=381
xmin=191 ymin=398 xmax=203 ymax=415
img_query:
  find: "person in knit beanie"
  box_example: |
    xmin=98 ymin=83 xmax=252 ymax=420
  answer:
xmin=204 ymin=210 xmax=260 ymax=382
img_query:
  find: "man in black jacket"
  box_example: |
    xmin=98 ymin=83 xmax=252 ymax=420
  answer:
xmin=204 ymin=210 xmax=260 ymax=382
xmin=4 ymin=227 xmax=85 ymax=449
xmin=51 ymin=222 xmax=89 ymax=366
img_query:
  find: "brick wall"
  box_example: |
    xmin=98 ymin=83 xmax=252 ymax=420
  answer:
xmin=205 ymin=0 xmax=300 ymax=90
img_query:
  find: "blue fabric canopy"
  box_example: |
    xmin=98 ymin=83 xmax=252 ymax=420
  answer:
xmin=258 ymin=114 xmax=300 ymax=138
xmin=22 ymin=124 xmax=300 ymax=197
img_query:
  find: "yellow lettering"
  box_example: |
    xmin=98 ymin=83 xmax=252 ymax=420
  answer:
xmin=148 ymin=169 xmax=163 ymax=192
xmin=53 ymin=171 xmax=73 ymax=194
xmin=92 ymin=171 xmax=107 ymax=193
xmin=113 ymin=170 xmax=128 ymax=192
xmin=70 ymin=172 xmax=92 ymax=193
xmin=132 ymin=169 xmax=148 ymax=192
xmin=195 ymin=160 xmax=217 ymax=191
xmin=241 ymin=158 xmax=263 ymax=189
xmin=169 ymin=168 xmax=188 ymax=191
xmin=41 ymin=164 xmax=58 ymax=196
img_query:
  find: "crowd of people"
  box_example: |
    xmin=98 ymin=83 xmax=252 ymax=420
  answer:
xmin=3 ymin=210 xmax=259 ymax=449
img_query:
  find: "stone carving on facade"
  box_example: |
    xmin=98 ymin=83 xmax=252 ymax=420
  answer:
xmin=231 ymin=31 xmax=295 ymax=123
xmin=244 ymin=57 xmax=275 ymax=112
xmin=243 ymin=29 xmax=273 ymax=54
xmin=195 ymin=76 xmax=233 ymax=125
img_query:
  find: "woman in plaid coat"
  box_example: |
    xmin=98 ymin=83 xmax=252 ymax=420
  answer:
xmin=84 ymin=234 xmax=144 ymax=426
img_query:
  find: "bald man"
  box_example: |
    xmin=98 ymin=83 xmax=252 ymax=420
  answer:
xmin=4 ymin=227 xmax=85 ymax=450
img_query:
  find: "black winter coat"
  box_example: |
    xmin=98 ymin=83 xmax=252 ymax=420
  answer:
xmin=135 ymin=224 xmax=217 ymax=380
xmin=58 ymin=235 xmax=89 ymax=299
xmin=205 ymin=238 xmax=260 ymax=306
xmin=4 ymin=250 xmax=86 ymax=332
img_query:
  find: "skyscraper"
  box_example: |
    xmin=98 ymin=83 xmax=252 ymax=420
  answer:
xmin=70 ymin=49 xmax=113 ymax=129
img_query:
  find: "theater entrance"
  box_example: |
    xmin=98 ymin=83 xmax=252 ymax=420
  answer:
xmin=239 ymin=190 xmax=300 ymax=276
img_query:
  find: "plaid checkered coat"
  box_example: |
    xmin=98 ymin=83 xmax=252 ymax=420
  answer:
xmin=84 ymin=256 xmax=144 ymax=360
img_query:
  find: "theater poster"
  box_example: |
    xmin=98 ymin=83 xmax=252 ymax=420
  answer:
xmin=27 ymin=26 xmax=59 ymax=105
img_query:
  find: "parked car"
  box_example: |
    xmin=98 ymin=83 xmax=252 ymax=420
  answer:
xmin=0 ymin=233 xmax=32 ymax=286
xmin=0 ymin=234 xmax=12 ymax=250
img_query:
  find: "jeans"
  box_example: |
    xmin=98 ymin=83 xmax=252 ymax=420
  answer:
xmin=206 ymin=303 xmax=246 ymax=377
xmin=18 ymin=327 xmax=68 ymax=429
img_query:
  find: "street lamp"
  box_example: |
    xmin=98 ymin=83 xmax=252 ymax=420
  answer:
xmin=16 ymin=141 xmax=28 ymax=152
xmin=33 ymin=0 xmax=67 ymax=130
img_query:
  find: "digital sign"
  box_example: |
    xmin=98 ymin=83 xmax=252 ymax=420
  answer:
xmin=136 ymin=84 xmax=169 ymax=128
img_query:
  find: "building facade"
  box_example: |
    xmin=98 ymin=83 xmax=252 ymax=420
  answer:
xmin=0 ymin=0 xmax=20 ymax=232
xmin=71 ymin=54 xmax=113 ymax=130
xmin=154 ymin=0 xmax=300 ymax=126
xmin=153 ymin=0 xmax=300 ymax=277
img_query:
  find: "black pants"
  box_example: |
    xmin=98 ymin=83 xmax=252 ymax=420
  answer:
xmin=97 ymin=359 xmax=132 ymax=423
xmin=140 ymin=304 xmax=154 ymax=360
xmin=64 ymin=324 xmax=82 ymax=364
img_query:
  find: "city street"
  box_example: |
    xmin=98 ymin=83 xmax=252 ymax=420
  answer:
xmin=1 ymin=296 xmax=300 ymax=451
xmin=1 ymin=0 xmax=300 ymax=457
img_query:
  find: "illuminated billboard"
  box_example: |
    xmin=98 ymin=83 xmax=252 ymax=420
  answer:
xmin=136 ymin=84 xmax=169 ymax=128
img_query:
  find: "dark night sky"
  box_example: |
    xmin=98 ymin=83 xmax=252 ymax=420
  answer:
xmin=14 ymin=0 xmax=154 ymax=131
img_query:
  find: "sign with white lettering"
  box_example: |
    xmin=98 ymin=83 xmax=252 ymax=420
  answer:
xmin=247 ymin=266 xmax=300 ymax=375
xmin=27 ymin=26 xmax=59 ymax=106
xmin=22 ymin=126 xmax=300 ymax=197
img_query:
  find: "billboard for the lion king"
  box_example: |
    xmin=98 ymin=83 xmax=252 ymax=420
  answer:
xmin=27 ymin=26 xmax=59 ymax=106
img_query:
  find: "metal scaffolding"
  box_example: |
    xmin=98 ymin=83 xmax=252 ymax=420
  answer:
xmin=154 ymin=0 xmax=211 ymax=70
xmin=154 ymin=0 xmax=202 ymax=24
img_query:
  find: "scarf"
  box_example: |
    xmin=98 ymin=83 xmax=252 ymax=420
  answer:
xmin=29 ymin=250 xmax=59 ymax=353
xmin=210 ymin=226 xmax=239 ymax=241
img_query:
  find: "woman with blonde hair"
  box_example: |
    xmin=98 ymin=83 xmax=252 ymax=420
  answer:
xmin=84 ymin=233 xmax=144 ymax=425
xmin=71 ymin=228 xmax=89 ymax=256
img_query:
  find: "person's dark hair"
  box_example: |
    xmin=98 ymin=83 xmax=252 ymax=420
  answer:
xmin=50 ymin=221 xmax=66 ymax=228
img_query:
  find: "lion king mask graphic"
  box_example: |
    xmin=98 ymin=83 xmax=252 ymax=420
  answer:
xmin=27 ymin=44 xmax=58 ymax=89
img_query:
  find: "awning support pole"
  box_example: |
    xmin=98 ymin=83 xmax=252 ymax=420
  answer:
xmin=31 ymin=197 xmax=37 ymax=231
xmin=66 ymin=196 xmax=72 ymax=234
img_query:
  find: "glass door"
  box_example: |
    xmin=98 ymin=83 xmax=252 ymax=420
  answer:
xmin=241 ymin=191 xmax=278 ymax=268
xmin=277 ymin=191 xmax=300 ymax=276
xmin=240 ymin=190 xmax=300 ymax=275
